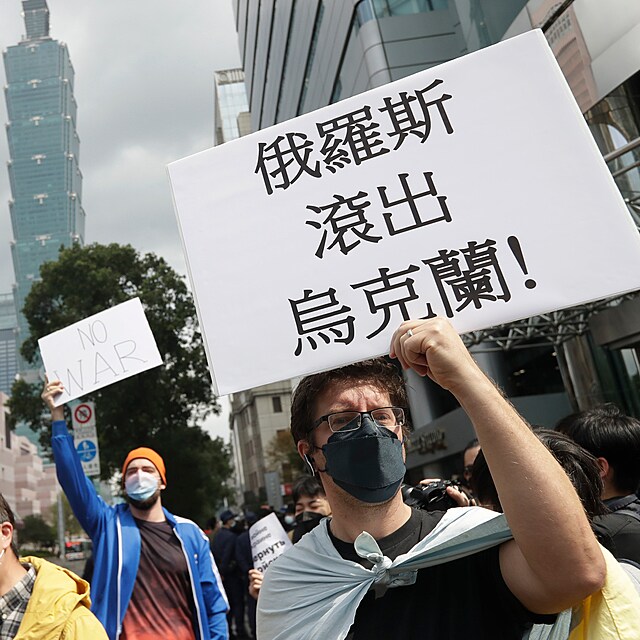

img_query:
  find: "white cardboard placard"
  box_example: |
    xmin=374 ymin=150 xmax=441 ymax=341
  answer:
xmin=250 ymin=513 xmax=293 ymax=573
xmin=39 ymin=298 xmax=163 ymax=406
xmin=168 ymin=30 xmax=640 ymax=395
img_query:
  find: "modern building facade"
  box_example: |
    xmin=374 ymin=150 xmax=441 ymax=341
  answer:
xmin=214 ymin=68 xmax=251 ymax=145
xmin=0 ymin=293 xmax=18 ymax=394
xmin=235 ymin=0 xmax=640 ymax=482
xmin=3 ymin=0 xmax=85 ymax=373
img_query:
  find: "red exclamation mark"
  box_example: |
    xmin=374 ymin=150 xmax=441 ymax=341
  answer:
xmin=507 ymin=236 xmax=536 ymax=290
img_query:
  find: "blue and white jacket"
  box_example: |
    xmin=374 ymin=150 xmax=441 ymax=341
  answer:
xmin=52 ymin=420 xmax=229 ymax=640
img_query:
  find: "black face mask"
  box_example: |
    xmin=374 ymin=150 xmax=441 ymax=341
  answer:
xmin=319 ymin=415 xmax=405 ymax=504
xmin=295 ymin=510 xmax=325 ymax=524
xmin=292 ymin=511 xmax=325 ymax=543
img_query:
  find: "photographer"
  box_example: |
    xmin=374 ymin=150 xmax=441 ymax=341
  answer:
xmin=257 ymin=317 xmax=605 ymax=640
xmin=403 ymin=478 xmax=471 ymax=511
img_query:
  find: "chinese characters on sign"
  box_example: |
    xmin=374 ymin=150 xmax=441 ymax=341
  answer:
xmin=256 ymin=81 xmax=460 ymax=357
xmin=306 ymin=170 xmax=451 ymax=258
xmin=289 ymin=235 xmax=535 ymax=355
xmin=255 ymin=80 xmax=454 ymax=196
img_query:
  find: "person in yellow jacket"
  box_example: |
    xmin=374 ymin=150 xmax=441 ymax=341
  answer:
xmin=0 ymin=493 xmax=107 ymax=640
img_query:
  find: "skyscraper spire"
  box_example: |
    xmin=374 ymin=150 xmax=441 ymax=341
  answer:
xmin=4 ymin=0 xmax=85 ymax=386
xmin=21 ymin=0 xmax=50 ymax=40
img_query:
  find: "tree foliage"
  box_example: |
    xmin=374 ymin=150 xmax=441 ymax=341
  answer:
xmin=20 ymin=514 xmax=56 ymax=548
xmin=9 ymin=243 xmax=232 ymax=524
xmin=265 ymin=429 xmax=304 ymax=484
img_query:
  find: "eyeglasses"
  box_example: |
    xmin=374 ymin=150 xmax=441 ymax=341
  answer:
xmin=311 ymin=407 xmax=405 ymax=435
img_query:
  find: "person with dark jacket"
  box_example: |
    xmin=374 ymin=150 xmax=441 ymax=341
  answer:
xmin=212 ymin=511 xmax=246 ymax=639
xmin=235 ymin=512 xmax=260 ymax=639
xmin=556 ymin=403 xmax=640 ymax=563
xmin=42 ymin=380 xmax=229 ymax=640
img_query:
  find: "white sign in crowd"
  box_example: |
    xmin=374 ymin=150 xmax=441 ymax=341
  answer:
xmin=39 ymin=298 xmax=163 ymax=406
xmin=249 ymin=513 xmax=293 ymax=574
xmin=168 ymin=30 xmax=640 ymax=396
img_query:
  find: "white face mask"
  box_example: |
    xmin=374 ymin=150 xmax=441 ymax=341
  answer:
xmin=125 ymin=471 xmax=159 ymax=502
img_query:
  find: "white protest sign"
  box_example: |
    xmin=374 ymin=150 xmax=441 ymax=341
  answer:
xmin=70 ymin=400 xmax=100 ymax=477
xmin=39 ymin=298 xmax=163 ymax=406
xmin=168 ymin=30 xmax=640 ymax=395
xmin=250 ymin=513 xmax=293 ymax=573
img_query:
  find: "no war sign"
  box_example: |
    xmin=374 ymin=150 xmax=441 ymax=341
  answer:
xmin=168 ymin=30 xmax=640 ymax=395
xmin=39 ymin=298 xmax=163 ymax=406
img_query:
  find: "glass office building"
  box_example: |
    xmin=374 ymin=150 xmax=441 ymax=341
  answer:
xmin=0 ymin=293 xmax=18 ymax=395
xmin=214 ymin=68 xmax=251 ymax=145
xmin=3 ymin=0 xmax=85 ymax=371
xmin=234 ymin=0 xmax=640 ymax=480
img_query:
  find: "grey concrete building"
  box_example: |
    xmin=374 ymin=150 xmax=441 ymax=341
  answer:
xmin=229 ymin=381 xmax=294 ymax=507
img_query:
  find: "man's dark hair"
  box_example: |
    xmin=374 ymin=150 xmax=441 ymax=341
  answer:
xmin=463 ymin=438 xmax=479 ymax=455
xmin=292 ymin=475 xmax=325 ymax=504
xmin=0 ymin=494 xmax=19 ymax=557
xmin=472 ymin=428 xmax=606 ymax=519
xmin=290 ymin=358 xmax=409 ymax=445
xmin=556 ymin=404 xmax=640 ymax=494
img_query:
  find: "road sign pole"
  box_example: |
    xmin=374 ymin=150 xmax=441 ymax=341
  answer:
xmin=57 ymin=492 xmax=65 ymax=559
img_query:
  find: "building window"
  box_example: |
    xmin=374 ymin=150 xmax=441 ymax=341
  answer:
xmin=275 ymin=0 xmax=298 ymax=122
xmin=272 ymin=396 xmax=282 ymax=413
xmin=355 ymin=0 xmax=447 ymax=25
xmin=297 ymin=1 xmax=325 ymax=115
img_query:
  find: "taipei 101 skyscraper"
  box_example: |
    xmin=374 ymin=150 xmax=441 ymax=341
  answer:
xmin=4 ymin=0 xmax=85 ymax=376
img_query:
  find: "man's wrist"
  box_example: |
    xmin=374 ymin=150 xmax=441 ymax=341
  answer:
xmin=447 ymin=367 xmax=494 ymax=403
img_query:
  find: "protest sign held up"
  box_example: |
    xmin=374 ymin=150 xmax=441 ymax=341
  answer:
xmin=168 ymin=30 xmax=640 ymax=395
xmin=250 ymin=513 xmax=293 ymax=574
xmin=39 ymin=298 xmax=163 ymax=406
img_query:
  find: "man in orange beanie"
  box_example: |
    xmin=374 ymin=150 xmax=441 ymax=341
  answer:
xmin=42 ymin=380 xmax=229 ymax=640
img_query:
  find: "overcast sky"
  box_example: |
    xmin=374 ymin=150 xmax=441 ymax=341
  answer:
xmin=0 ymin=1 xmax=241 ymax=440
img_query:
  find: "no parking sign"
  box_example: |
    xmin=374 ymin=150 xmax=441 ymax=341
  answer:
xmin=73 ymin=402 xmax=95 ymax=428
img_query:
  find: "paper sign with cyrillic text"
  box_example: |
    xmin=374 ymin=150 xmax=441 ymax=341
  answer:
xmin=250 ymin=513 xmax=293 ymax=573
xmin=168 ymin=30 xmax=640 ymax=395
xmin=39 ymin=298 xmax=163 ymax=406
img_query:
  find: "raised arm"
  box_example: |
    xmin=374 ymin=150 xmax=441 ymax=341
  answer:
xmin=390 ymin=318 xmax=605 ymax=613
xmin=42 ymin=380 xmax=109 ymax=538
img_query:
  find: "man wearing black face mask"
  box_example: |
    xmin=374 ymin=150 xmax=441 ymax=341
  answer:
xmin=257 ymin=318 xmax=605 ymax=640
xmin=291 ymin=476 xmax=331 ymax=544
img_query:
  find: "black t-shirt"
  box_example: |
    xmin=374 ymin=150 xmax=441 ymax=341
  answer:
xmin=121 ymin=518 xmax=196 ymax=640
xmin=329 ymin=508 xmax=554 ymax=640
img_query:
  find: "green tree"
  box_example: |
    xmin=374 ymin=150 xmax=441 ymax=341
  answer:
xmin=9 ymin=243 xmax=232 ymax=524
xmin=19 ymin=515 xmax=56 ymax=549
xmin=265 ymin=429 xmax=303 ymax=483
xmin=61 ymin=493 xmax=84 ymax=537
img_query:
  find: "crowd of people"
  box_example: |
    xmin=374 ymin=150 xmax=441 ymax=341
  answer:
xmin=0 ymin=317 xmax=637 ymax=639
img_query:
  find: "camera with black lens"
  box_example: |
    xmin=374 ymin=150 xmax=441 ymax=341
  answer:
xmin=401 ymin=480 xmax=460 ymax=512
